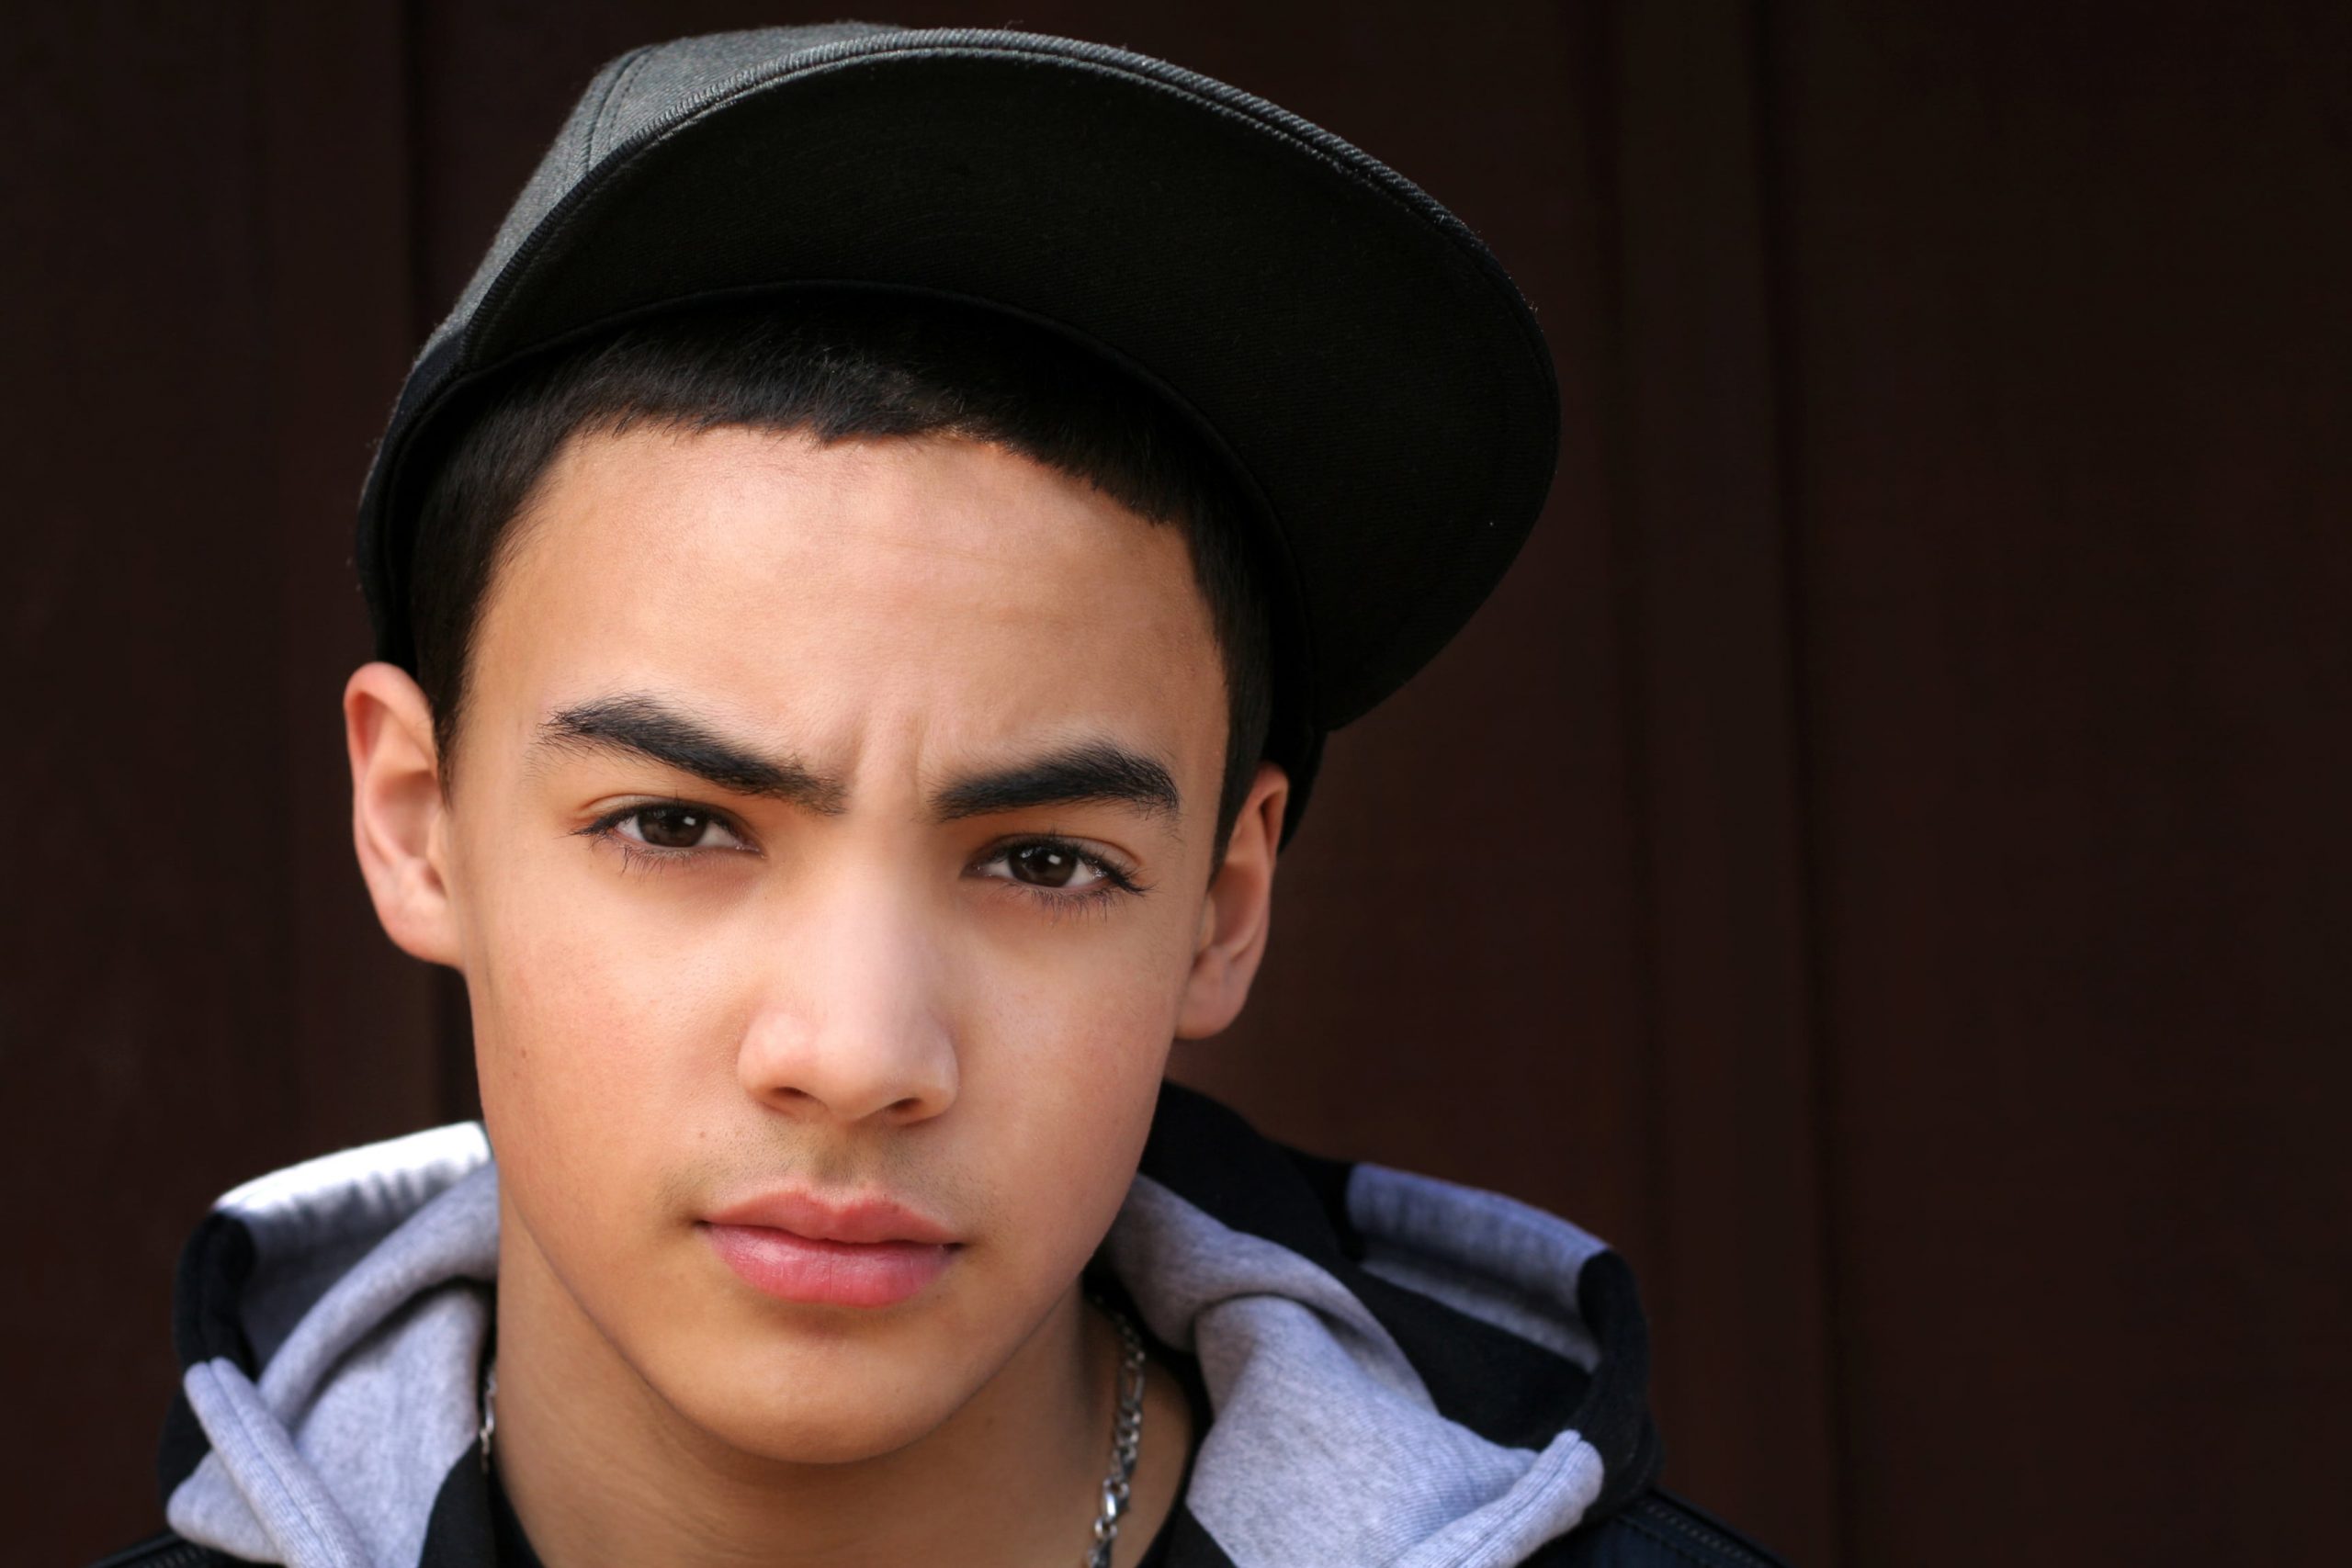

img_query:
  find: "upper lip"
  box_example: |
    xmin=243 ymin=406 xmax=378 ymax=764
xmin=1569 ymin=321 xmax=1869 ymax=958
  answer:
xmin=702 ymin=1190 xmax=959 ymax=1247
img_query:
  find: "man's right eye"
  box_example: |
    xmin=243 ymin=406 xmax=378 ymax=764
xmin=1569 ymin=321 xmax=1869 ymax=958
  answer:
xmin=598 ymin=804 xmax=750 ymax=853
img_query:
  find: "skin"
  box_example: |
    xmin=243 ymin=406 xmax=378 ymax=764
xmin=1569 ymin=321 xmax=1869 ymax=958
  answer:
xmin=345 ymin=425 xmax=1287 ymax=1568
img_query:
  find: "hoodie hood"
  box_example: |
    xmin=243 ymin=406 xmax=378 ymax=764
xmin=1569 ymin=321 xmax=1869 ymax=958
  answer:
xmin=158 ymin=1085 xmax=1660 ymax=1568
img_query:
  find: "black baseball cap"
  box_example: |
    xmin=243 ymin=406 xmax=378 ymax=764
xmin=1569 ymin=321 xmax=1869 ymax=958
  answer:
xmin=356 ymin=24 xmax=1559 ymax=837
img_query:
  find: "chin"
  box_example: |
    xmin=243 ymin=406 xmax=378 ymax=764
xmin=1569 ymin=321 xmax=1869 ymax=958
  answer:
xmin=670 ymin=1359 xmax=973 ymax=1466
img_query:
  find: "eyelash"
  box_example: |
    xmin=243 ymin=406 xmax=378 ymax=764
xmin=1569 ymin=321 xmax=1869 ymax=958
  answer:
xmin=575 ymin=801 xmax=757 ymax=878
xmin=986 ymin=840 xmax=1148 ymax=921
xmin=573 ymin=801 xmax=1148 ymax=911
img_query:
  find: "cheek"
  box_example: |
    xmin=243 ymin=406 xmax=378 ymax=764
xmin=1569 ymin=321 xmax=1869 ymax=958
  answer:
xmin=461 ymin=852 xmax=737 ymax=1238
xmin=953 ymin=912 xmax=1196 ymax=1247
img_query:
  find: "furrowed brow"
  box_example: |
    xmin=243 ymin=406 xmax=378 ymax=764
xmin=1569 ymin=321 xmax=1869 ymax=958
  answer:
xmin=932 ymin=741 xmax=1182 ymax=824
xmin=534 ymin=694 xmax=847 ymax=812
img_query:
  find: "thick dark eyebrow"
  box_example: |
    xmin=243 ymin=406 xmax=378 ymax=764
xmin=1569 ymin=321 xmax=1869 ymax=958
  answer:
xmin=932 ymin=741 xmax=1182 ymax=825
xmin=533 ymin=694 xmax=847 ymax=812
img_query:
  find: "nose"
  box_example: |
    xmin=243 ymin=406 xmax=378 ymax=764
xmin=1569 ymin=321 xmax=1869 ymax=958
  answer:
xmin=735 ymin=868 xmax=959 ymax=1126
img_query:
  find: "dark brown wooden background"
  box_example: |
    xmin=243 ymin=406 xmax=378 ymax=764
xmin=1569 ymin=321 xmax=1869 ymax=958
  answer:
xmin=9 ymin=3 xmax=2346 ymax=1562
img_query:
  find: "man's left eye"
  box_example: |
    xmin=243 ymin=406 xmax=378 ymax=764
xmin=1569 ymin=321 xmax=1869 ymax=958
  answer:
xmin=986 ymin=841 xmax=1107 ymax=890
xmin=616 ymin=805 xmax=743 ymax=852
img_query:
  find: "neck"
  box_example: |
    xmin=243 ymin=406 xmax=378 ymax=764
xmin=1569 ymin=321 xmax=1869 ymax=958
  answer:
xmin=490 ymin=1216 xmax=1127 ymax=1568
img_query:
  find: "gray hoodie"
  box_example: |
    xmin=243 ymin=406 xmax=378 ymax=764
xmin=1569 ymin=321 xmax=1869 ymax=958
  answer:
xmin=133 ymin=1085 xmax=1781 ymax=1568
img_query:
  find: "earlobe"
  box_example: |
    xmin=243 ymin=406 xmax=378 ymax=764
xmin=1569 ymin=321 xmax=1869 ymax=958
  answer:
xmin=345 ymin=661 xmax=464 ymax=968
xmin=1175 ymin=762 xmax=1288 ymax=1040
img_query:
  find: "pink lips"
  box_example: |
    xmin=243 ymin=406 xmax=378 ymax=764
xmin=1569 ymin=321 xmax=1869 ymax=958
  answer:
xmin=699 ymin=1190 xmax=959 ymax=1309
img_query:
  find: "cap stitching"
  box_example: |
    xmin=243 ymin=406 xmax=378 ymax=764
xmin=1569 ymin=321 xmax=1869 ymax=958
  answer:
xmin=583 ymin=47 xmax=655 ymax=172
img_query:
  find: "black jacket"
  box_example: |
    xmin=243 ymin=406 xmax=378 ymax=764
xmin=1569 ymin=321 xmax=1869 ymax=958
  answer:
xmin=95 ymin=1491 xmax=1782 ymax=1567
xmin=97 ymin=1085 xmax=1789 ymax=1567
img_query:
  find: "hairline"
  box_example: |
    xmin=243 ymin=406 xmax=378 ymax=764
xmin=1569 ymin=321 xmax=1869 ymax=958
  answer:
xmin=432 ymin=415 xmax=1250 ymax=854
xmin=406 ymin=299 xmax=1274 ymax=863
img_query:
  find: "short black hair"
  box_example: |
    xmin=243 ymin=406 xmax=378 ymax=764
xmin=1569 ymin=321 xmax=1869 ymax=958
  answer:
xmin=407 ymin=292 xmax=1273 ymax=854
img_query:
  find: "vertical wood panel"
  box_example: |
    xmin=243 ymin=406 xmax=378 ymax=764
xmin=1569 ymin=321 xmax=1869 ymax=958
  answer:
xmin=254 ymin=1 xmax=444 ymax=1154
xmin=5 ymin=10 xmax=284 ymax=1554
xmin=1602 ymin=4 xmax=1838 ymax=1557
xmin=1768 ymin=3 xmax=2352 ymax=1561
xmin=4 ymin=5 xmax=436 ymax=1560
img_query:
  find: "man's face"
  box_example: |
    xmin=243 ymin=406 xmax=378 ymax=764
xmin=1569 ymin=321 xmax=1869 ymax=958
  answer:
xmin=436 ymin=425 xmax=1235 ymax=1461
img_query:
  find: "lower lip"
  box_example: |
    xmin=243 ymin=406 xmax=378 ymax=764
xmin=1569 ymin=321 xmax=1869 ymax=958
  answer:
xmin=701 ymin=1224 xmax=956 ymax=1308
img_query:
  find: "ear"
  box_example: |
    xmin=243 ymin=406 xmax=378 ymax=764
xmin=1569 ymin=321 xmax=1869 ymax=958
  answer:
xmin=1175 ymin=761 xmax=1288 ymax=1039
xmin=345 ymin=661 xmax=463 ymax=967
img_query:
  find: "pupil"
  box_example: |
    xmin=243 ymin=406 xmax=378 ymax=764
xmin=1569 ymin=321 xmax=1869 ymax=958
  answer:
xmin=641 ymin=807 xmax=705 ymax=849
xmin=1013 ymin=844 xmax=1077 ymax=887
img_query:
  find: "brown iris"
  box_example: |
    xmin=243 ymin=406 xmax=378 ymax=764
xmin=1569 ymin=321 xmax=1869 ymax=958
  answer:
xmin=1008 ymin=842 xmax=1081 ymax=886
xmin=634 ymin=806 xmax=713 ymax=849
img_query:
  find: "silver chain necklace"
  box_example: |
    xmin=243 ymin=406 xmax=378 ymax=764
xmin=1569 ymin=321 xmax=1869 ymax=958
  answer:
xmin=1087 ymin=1299 xmax=1149 ymax=1568
xmin=480 ymin=1298 xmax=1150 ymax=1568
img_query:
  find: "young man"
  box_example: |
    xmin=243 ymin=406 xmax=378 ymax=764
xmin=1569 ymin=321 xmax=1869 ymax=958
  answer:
xmin=101 ymin=25 xmax=1788 ymax=1568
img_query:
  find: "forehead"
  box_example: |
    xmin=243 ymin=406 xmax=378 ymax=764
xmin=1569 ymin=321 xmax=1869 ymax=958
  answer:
xmin=467 ymin=424 xmax=1226 ymax=780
